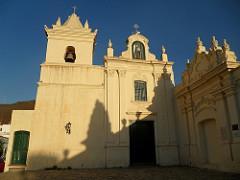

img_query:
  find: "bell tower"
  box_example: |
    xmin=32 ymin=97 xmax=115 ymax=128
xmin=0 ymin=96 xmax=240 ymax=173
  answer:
xmin=44 ymin=10 xmax=97 ymax=65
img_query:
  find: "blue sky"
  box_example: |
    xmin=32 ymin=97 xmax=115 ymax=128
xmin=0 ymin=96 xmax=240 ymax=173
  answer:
xmin=0 ymin=0 xmax=240 ymax=103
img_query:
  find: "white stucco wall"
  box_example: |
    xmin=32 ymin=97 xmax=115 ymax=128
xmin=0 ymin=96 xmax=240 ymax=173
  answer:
xmin=5 ymin=11 xmax=179 ymax=171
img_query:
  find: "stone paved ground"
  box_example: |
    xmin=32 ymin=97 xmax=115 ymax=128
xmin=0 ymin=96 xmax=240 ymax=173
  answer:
xmin=0 ymin=166 xmax=239 ymax=180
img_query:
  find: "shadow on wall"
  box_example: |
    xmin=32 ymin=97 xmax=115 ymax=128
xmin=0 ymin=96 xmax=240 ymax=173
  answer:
xmin=26 ymin=68 xmax=176 ymax=170
xmin=58 ymin=100 xmax=109 ymax=168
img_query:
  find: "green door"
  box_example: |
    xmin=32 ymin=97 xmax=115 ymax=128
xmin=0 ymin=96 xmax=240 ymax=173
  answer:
xmin=11 ymin=131 xmax=30 ymax=165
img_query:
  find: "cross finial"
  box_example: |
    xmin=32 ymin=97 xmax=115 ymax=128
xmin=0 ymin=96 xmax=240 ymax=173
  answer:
xmin=133 ymin=24 xmax=140 ymax=34
xmin=72 ymin=6 xmax=77 ymax=14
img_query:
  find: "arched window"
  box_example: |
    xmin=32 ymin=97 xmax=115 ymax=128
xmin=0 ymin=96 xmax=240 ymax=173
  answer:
xmin=65 ymin=46 xmax=76 ymax=63
xmin=11 ymin=131 xmax=30 ymax=165
xmin=132 ymin=41 xmax=145 ymax=60
xmin=134 ymin=80 xmax=147 ymax=101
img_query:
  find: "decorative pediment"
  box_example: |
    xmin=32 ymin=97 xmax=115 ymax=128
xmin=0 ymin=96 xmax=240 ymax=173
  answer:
xmin=120 ymin=32 xmax=157 ymax=61
xmin=182 ymin=37 xmax=237 ymax=84
xmin=194 ymin=95 xmax=216 ymax=116
xmin=106 ymin=28 xmax=171 ymax=62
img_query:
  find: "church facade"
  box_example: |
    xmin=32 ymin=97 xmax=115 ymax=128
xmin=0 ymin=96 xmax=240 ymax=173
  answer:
xmin=4 ymin=12 xmax=240 ymax=172
xmin=175 ymin=37 xmax=240 ymax=172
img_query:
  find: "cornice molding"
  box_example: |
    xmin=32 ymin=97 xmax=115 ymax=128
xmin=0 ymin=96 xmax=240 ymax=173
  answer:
xmin=105 ymin=57 xmax=174 ymax=65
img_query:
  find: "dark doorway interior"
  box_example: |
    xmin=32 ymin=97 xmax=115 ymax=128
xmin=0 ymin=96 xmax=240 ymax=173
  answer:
xmin=130 ymin=121 xmax=156 ymax=165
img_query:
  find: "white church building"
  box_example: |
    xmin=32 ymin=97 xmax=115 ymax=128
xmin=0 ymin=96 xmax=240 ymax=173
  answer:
xmin=4 ymin=11 xmax=240 ymax=172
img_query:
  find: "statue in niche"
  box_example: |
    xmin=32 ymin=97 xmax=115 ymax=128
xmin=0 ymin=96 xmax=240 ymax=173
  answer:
xmin=132 ymin=41 xmax=145 ymax=60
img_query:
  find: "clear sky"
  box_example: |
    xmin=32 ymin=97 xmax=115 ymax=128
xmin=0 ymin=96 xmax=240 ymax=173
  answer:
xmin=0 ymin=0 xmax=240 ymax=104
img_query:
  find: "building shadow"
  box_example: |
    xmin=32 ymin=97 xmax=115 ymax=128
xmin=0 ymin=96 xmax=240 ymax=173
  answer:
xmin=143 ymin=67 xmax=178 ymax=165
xmin=58 ymin=100 xmax=111 ymax=168
xmin=27 ymin=100 xmax=111 ymax=169
xmin=22 ymin=67 xmax=177 ymax=170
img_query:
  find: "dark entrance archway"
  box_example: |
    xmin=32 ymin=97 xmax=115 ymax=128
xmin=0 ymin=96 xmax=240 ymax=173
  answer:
xmin=130 ymin=121 xmax=156 ymax=165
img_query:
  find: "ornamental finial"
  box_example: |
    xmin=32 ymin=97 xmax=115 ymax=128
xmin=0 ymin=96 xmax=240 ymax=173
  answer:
xmin=211 ymin=36 xmax=219 ymax=49
xmin=55 ymin=17 xmax=61 ymax=26
xmin=84 ymin=20 xmax=89 ymax=29
xmin=186 ymin=59 xmax=191 ymax=69
xmin=161 ymin=45 xmax=168 ymax=62
xmin=223 ymin=39 xmax=230 ymax=51
xmin=196 ymin=37 xmax=203 ymax=46
xmin=107 ymin=39 xmax=114 ymax=57
xmin=162 ymin=45 xmax=166 ymax=54
xmin=196 ymin=37 xmax=206 ymax=53
xmin=108 ymin=39 xmax=112 ymax=48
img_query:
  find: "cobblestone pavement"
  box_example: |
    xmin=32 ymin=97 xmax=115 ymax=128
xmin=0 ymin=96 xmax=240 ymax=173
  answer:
xmin=0 ymin=166 xmax=239 ymax=180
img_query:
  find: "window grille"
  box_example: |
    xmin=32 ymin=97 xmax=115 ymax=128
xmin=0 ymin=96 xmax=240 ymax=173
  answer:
xmin=134 ymin=80 xmax=147 ymax=101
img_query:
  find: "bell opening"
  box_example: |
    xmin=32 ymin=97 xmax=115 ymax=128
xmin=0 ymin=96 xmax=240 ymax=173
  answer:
xmin=65 ymin=46 xmax=76 ymax=63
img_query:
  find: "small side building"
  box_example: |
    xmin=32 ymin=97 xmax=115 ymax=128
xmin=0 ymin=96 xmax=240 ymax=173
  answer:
xmin=0 ymin=100 xmax=34 ymax=159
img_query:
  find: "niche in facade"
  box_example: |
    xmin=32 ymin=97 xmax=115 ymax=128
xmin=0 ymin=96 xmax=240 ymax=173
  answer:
xmin=132 ymin=41 xmax=145 ymax=60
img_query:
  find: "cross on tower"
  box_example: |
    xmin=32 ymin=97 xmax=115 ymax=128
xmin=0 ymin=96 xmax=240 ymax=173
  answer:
xmin=72 ymin=6 xmax=77 ymax=14
xmin=133 ymin=24 xmax=140 ymax=34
